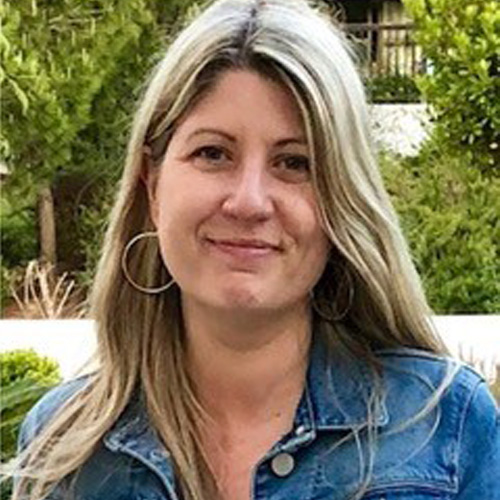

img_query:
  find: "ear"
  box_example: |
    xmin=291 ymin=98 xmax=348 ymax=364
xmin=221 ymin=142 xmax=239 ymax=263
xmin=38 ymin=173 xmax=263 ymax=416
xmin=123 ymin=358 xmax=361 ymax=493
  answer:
xmin=140 ymin=146 xmax=160 ymax=228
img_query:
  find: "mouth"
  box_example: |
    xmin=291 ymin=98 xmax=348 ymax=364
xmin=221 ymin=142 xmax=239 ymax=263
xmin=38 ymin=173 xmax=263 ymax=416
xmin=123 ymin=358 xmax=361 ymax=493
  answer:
xmin=204 ymin=237 xmax=282 ymax=258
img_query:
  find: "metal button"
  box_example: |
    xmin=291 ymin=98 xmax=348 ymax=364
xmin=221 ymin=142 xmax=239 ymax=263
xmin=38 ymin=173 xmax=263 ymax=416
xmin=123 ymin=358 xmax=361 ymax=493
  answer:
xmin=271 ymin=452 xmax=295 ymax=477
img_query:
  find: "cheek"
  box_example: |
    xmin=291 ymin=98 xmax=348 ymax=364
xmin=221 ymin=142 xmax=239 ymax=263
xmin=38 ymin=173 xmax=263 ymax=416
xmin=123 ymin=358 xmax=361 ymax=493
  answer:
xmin=153 ymin=174 xmax=189 ymax=263
xmin=291 ymin=194 xmax=329 ymax=252
xmin=284 ymin=196 xmax=330 ymax=276
xmin=154 ymin=173 xmax=216 ymax=253
xmin=305 ymin=230 xmax=330 ymax=282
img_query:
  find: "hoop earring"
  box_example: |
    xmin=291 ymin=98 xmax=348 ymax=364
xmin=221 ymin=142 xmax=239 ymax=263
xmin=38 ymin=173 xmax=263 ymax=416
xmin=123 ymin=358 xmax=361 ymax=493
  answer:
xmin=310 ymin=265 xmax=354 ymax=322
xmin=121 ymin=231 xmax=175 ymax=294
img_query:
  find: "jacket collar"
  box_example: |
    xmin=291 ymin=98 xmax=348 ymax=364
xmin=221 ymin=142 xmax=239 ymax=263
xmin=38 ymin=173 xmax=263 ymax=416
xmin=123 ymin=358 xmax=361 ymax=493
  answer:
xmin=103 ymin=391 xmax=179 ymax=498
xmin=103 ymin=330 xmax=388 ymax=479
xmin=302 ymin=330 xmax=389 ymax=431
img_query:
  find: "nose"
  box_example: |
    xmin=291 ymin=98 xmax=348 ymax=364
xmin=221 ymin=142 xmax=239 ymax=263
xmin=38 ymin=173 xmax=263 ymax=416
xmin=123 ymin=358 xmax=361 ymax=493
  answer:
xmin=221 ymin=156 xmax=274 ymax=222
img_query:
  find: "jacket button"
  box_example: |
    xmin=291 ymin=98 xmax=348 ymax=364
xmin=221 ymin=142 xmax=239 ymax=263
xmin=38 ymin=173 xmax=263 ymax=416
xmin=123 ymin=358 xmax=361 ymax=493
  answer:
xmin=271 ymin=452 xmax=295 ymax=477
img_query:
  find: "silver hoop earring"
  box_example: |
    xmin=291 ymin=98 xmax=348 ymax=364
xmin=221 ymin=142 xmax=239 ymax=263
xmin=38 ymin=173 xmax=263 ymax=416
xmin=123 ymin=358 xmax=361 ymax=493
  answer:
xmin=310 ymin=266 xmax=354 ymax=322
xmin=121 ymin=231 xmax=175 ymax=294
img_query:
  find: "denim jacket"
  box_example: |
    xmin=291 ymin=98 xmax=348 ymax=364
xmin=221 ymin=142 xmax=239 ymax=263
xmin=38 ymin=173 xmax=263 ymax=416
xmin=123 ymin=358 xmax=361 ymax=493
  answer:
xmin=18 ymin=335 xmax=500 ymax=500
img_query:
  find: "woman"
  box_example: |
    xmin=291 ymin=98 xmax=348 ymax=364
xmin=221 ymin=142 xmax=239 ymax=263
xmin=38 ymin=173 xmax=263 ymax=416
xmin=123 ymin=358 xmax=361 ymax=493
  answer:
xmin=10 ymin=0 xmax=499 ymax=499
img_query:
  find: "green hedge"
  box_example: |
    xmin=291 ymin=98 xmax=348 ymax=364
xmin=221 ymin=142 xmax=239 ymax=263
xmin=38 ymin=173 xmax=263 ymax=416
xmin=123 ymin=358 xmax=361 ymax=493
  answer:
xmin=0 ymin=197 xmax=37 ymax=269
xmin=366 ymin=74 xmax=421 ymax=103
xmin=381 ymin=143 xmax=500 ymax=313
xmin=0 ymin=196 xmax=38 ymax=313
xmin=403 ymin=0 xmax=500 ymax=173
xmin=0 ymin=350 xmax=61 ymax=499
xmin=0 ymin=349 xmax=61 ymax=462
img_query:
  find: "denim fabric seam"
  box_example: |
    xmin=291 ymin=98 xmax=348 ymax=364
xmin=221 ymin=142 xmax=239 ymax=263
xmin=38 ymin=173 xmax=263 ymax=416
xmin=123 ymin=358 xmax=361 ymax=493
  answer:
xmin=364 ymin=478 xmax=457 ymax=495
xmin=105 ymin=444 xmax=178 ymax=500
xmin=454 ymin=376 xmax=489 ymax=493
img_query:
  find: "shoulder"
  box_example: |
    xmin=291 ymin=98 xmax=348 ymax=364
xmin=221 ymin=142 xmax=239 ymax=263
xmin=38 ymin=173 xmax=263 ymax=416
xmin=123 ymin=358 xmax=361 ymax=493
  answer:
xmin=377 ymin=346 xmax=488 ymax=389
xmin=375 ymin=346 xmax=496 ymax=417
xmin=18 ymin=374 xmax=93 ymax=451
xmin=376 ymin=347 xmax=499 ymax=496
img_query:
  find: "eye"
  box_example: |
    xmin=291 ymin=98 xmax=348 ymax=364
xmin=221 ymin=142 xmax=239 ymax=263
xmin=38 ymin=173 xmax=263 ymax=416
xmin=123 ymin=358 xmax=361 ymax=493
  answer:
xmin=282 ymin=155 xmax=310 ymax=172
xmin=191 ymin=145 xmax=230 ymax=166
xmin=274 ymin=154 xmax=311 ymax=182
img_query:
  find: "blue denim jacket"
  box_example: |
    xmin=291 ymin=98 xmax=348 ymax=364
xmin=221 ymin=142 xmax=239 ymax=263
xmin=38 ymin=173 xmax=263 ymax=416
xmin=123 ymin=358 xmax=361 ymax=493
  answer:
xmin=19 ymin=336 xmax=500 ymax=500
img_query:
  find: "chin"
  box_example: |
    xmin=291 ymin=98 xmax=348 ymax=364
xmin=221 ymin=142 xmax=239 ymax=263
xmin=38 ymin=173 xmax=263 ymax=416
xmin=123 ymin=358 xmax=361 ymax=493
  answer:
xmin=218 ymin=286 xmax=265 ymax=310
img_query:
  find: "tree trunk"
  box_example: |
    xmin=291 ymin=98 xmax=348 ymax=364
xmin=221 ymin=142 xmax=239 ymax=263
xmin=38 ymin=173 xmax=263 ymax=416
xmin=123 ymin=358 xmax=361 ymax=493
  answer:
xmin=38 ymin=185 xmax=57 ymax=265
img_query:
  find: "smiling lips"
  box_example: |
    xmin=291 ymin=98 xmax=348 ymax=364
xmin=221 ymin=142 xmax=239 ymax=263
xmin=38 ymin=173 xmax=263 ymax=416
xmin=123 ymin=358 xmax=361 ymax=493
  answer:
xmin=205 ymin=237 xmax=282 ymax=259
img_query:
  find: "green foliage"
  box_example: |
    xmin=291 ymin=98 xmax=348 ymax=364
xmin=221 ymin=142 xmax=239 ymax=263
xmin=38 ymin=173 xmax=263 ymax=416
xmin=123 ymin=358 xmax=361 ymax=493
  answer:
xmin=366 ymin=74 xmax=421 ymax=103
xmin=403 ymin=0 xmax=500 ymax=173
xmin=75 ymin=181 xmax=115 ymax=289
xmin=0 ymin=0 xmax=155 ymax=276
xmin=0 ymin=380 xmax=54 ymax=464
xmin=0 ymin=350 xmax=61 ymax=464
xmin=0 ymin=196 xmax=37 ymax=269
xmin=0 ymin=473 xmax=12 ymax=500
xmin=1 ymin=0 xmax=154 ymax=183
xmin=0 ymin=349 xmax=61 ymax=387
xmin=381 ymin=144 xmax=500 ymax=313
xmin=0 ymin=191 xmax=37 ymax=314
xmin=1 ymin=1 xmax=199 ymax=289
xmin=0 ymin=260 xmax=10 ymax=316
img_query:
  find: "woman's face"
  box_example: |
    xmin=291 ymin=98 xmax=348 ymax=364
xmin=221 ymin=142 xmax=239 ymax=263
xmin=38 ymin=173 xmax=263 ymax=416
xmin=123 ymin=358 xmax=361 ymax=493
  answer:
xmin=145 ymin=70 xmax=330 ymax=316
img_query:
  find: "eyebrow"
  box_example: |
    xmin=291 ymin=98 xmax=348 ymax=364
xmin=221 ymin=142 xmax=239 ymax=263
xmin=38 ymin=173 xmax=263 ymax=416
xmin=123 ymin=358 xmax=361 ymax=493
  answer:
xmin=186 ymin=128 xmax=307 ymax=147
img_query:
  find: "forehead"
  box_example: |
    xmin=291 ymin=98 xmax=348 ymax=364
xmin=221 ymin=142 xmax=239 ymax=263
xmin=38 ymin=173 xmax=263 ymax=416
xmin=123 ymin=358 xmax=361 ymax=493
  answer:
xmin=174 ymin=69 xmax=306 ymax=142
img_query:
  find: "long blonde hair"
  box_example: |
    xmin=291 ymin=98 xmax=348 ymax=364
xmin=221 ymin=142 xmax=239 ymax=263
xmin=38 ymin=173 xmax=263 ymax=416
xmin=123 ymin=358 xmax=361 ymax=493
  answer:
xmin=10 ymin=1 xmax=448 ymax=499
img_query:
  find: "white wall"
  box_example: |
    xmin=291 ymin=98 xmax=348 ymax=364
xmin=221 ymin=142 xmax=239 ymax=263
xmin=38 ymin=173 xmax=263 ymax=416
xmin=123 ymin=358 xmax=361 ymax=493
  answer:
xmin=1 ymin=316 xmax=499 ymax=382
xmin=370 ymin=104 xmax=431 ymax=157
xmin=0 ymin=320 xmax=98 ymax=381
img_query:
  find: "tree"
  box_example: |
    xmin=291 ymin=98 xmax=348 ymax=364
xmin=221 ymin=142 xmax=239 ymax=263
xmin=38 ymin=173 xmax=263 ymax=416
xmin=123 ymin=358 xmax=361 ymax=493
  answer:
xmin=403 ymin=0 xmax=500 ymax=174
xmin=1 ymin=1 xmax=154 ymax=267
xmin=0 ymin=0 xmax=195 ymax=277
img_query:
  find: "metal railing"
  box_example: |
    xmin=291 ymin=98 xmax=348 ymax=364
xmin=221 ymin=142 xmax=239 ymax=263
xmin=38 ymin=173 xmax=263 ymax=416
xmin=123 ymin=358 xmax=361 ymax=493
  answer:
xmin=344 ymin=23 xmax=427 ymax=77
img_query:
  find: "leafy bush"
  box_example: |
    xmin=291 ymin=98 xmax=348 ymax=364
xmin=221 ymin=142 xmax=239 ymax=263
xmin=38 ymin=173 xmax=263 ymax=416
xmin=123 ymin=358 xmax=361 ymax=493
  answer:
xmin=0 ymin=349 xmax=61 ymax=387
xmin=75 ymin=183 xmax=115 ymax=289
xmin=0 ymin=196 xmax=37 ymax=269
xmin=366 ymin=74 xmax=421 ymax=103
xmin=0 ymin=260 xmax=11 ymax=316
xmin=0 ymin=349 xmax=61 ymax=464
xmin=403 ymin=0 xmax=500 ymax=173
xmin=381 ymin=143 xmax=500 ymax=313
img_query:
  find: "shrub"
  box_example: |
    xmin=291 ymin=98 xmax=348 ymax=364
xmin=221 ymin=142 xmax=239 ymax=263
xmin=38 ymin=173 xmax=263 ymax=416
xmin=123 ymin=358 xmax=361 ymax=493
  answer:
xmin=0 ymin=349 xmax=61 ymax=387
xmin=381 ymin=143 xmax=500 ymax=313
xmin=0 ymin=260 xmax=10 ymax=316
xmin=366 ymin=74 xmax=421 ymax=103
xmin=0 ymin=349 xmax=61 ymax=464
xmin=1 ymin=186 xmax=38 ymax=316
xmin=74 ymin=179 xmax=116 ymax=290
xmin=403 ymin=0 xmax=500 ymax=173
xmin=0 ymin=196 xmax=37 ymax=269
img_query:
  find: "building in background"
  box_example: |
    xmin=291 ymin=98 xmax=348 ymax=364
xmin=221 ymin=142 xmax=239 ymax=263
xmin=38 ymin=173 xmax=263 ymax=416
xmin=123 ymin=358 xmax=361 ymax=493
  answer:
xmin=333 ymin=0 xmax=426 ymax=77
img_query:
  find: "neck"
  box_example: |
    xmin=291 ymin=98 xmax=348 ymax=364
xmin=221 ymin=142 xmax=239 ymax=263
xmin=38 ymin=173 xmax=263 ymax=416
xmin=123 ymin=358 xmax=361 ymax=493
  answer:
xmin=182 ymin=298 xmax=312 ymax=427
